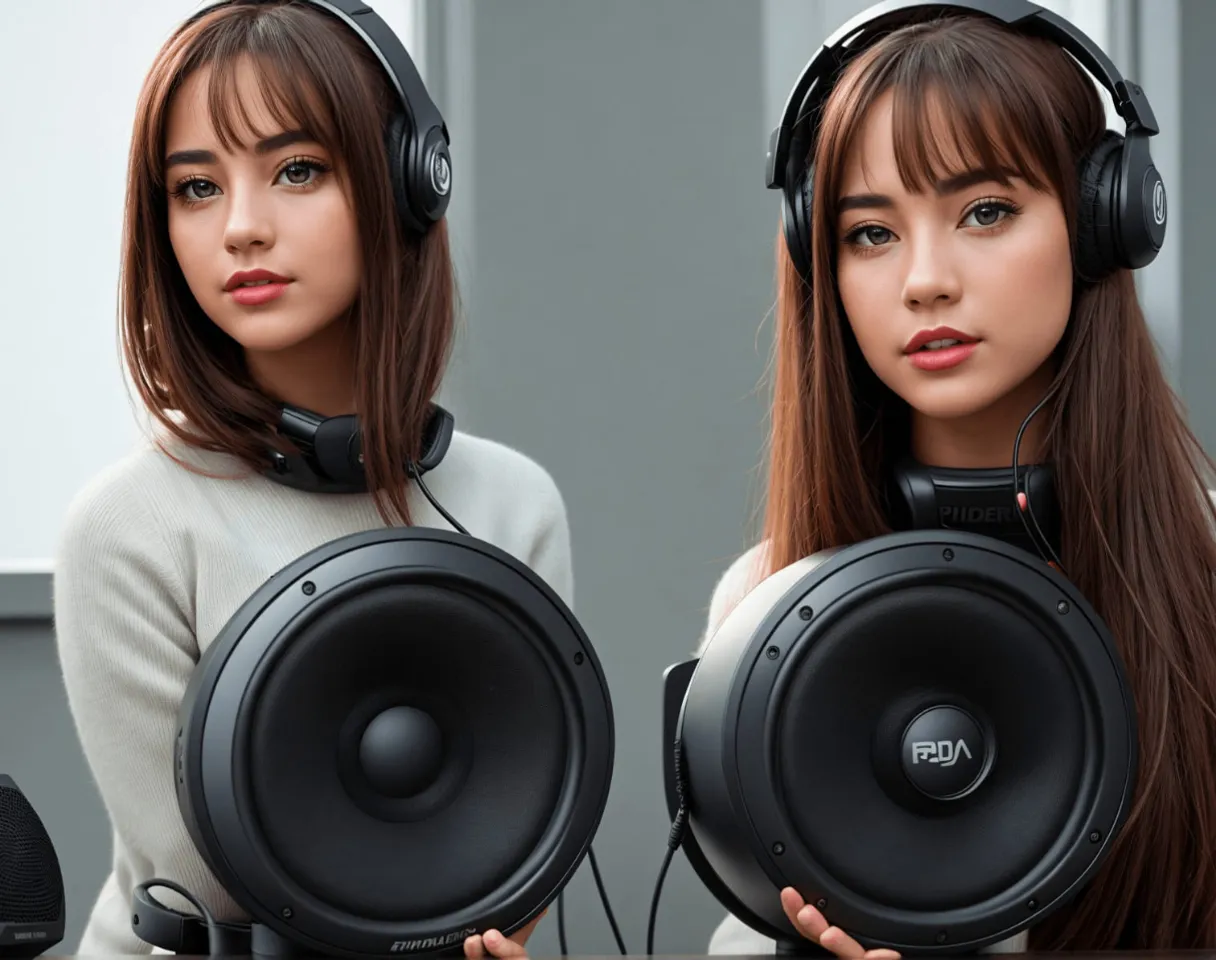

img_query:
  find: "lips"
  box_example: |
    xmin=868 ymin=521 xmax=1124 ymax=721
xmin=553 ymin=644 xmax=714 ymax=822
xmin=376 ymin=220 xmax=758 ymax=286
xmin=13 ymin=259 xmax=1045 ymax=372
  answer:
xmin=224 ymin=268 xmax=292 ymax=292
xmin=903 ymin=326 xmax=979 ymax=354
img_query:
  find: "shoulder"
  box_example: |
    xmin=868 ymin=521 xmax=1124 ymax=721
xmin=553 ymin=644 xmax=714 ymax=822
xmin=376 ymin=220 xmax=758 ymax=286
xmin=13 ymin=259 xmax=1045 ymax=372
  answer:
xmin=58 ymin=434 xmax=243 ymax=550
xmin=444 ymin=429 xmax=564 ymax=500
xmin=437 ymin=429 xmax=568 ymax=531
xmin=435 ymin=429 xmax=574 ymax=605
xmin=697 ymin=539 xmax=772 ymax=655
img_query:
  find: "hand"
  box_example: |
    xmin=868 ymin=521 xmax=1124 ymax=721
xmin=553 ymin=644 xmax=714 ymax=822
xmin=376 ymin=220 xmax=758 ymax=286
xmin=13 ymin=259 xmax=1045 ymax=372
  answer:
xmin=781 ymin=887 xmax=901 ymax=960
xmin=462 ymin=909 xmax=545 ymax=959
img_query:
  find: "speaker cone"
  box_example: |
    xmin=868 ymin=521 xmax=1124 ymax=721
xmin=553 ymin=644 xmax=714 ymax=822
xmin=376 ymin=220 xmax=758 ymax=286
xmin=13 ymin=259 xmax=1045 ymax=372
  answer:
xmin=667 ymin=530 xmax=1136 ymax=955
xmin=176 ymin=527 xmax=614 ymax=958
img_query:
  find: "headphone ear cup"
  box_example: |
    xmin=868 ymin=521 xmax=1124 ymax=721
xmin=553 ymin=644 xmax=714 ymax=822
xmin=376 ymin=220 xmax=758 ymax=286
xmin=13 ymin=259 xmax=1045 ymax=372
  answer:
xmin=1074 ymin=131 xmax=1124 ymax=282
xmin=384 ymin=112 xmax=425 ymax=236
xmin=782 ymin=166 xmax=815 ymax=280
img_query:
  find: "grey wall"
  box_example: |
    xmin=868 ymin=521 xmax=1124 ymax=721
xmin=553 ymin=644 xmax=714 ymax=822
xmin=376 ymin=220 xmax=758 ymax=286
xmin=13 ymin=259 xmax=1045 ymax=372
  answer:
xmin=429 ymin=0 xmax=783 ymax=954
xmin=8 ymin=0 xmax=1216 ymax=957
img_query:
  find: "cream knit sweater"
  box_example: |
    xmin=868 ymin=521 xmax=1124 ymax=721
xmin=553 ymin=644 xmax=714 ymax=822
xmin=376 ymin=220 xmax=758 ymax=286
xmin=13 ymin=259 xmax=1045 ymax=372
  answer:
xmin=53 ymin=427 xmax=574 ymax=956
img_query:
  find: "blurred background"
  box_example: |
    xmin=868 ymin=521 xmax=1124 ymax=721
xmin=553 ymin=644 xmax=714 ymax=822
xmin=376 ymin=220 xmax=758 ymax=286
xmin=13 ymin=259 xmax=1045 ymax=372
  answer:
xmin=0 ymin=0 xmax=1209 ymax=955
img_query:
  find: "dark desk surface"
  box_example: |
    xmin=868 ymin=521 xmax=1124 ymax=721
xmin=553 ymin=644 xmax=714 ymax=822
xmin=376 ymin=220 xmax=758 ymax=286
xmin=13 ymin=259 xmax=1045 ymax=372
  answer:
xmin=43 ymin=954 xmax=1216 ymax=959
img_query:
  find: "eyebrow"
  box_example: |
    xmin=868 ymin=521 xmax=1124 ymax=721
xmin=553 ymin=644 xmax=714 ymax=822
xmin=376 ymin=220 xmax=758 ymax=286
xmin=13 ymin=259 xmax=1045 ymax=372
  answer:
xmin=837 ymin=167 xmax=1016 ymax=213
xmin=164 ymin=129 xmax=315 ymax=168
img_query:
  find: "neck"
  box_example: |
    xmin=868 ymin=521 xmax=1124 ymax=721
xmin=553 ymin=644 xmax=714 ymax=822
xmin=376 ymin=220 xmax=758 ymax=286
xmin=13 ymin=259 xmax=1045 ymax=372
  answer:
xmin=910 ymin=363 xmax=1056 ymax=469
xmin=244 ymin=316 xmax=357 ymax=417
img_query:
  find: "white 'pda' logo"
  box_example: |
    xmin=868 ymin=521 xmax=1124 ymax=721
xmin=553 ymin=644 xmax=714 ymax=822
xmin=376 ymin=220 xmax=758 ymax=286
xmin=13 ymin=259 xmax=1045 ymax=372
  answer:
xmin=911 ymin=739 xmax=973 ymax=766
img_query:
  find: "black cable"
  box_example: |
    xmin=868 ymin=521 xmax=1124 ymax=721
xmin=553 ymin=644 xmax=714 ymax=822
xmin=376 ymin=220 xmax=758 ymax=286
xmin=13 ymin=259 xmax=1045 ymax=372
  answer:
xmin=409 ymin=471 xmax=625 ymax=955
xmin=410 ymin=464 xmax=470 ymax=536
xmin=587 ymin=846 xmax=628 ymax=954
xmin=1012 ymin=385 xmax=1066 ymax=574
xmin=647 ymin=741 xmax=690 ymax=956
xmin=135 ymin=879 xmax=218 ymax=956
xmin=557 ymin=890 xmax=569 ymax=955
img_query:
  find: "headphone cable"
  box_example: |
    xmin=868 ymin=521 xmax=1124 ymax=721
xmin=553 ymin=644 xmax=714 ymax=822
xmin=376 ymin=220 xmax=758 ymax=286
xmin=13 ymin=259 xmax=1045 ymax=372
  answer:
xmin=1011 ymin=386 xmax=1066 ymax=574
xmin=411 ymin=466 xmax=627 ymax=956
xmin=647 ymin=741 xmax=690 ymax=955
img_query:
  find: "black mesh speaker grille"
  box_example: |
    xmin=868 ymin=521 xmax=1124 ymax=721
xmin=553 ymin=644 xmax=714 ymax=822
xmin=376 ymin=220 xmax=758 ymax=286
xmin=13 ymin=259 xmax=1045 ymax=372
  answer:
xmin=0 ymin=784 xmax=64 ymax=923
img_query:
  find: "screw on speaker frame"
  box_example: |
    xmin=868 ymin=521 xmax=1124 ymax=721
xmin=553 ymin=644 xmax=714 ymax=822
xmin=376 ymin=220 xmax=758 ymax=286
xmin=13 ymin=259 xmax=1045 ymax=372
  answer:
xmin=772 ymin=842 xmax=785 ymax=855
xmin=943 ymin=549 xmax=954 ymax=561
xmin=302 ymin=581 xmax=316 ymax=595
xmin=936 ymin=932 xmax=948 ymax=944
xmin=1057 ymin=600 xmax=1070 ymax=614
xmin=282 ymin=908 xmax=293 ymax=919
xmin=767 ymin=646 xmax=780 ymax=660
xmin=799 ymin=606 xmax=813 ymax=620
xmin=574 ymin=652 xmax=584 ymax=665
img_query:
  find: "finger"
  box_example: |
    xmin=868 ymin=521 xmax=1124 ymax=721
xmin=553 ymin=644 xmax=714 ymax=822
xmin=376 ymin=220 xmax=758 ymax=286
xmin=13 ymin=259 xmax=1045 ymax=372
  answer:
xmin=864 ymin=951 xmax=902 ymax=960
xmin=463 ymin=935 xmax=485 ymax=959
xmin=483 ymin=929 xmax=528 ymax=958
xmin=791 ymin=902 xmax=832 ymax=943
xmin=781 ymin=887 xmax=818 ymax=937
xmin=818 ymin=924 xmax=863 ymax=958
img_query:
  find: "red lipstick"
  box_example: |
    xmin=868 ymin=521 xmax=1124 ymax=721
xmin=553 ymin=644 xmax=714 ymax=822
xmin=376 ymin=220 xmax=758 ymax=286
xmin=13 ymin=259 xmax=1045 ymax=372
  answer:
xmin=904 ymin=326 xmax=979 ymax=371
xmin=225 ymin=269 xmax=293 ymax=306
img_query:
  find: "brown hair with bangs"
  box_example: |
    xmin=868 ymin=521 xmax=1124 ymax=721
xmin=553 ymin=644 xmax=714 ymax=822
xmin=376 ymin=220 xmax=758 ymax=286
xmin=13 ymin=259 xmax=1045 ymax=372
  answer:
xmin=120 ymin=0 xmax=456 ymax=525
xmin=757 ymin=11 xmax=1216 ymax=952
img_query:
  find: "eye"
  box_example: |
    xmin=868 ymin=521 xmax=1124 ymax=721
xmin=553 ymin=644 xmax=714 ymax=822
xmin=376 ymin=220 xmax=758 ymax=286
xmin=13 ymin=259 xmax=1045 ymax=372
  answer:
xmin=171 ymin=178 xmax=220 ymax=204
xmin=275 ymin=158 xmax=330 ymax=187
xmin=962 ymin=200 xmax=1020 ymax=229
xmin=845 ymin=225 xmax=895 ymax=247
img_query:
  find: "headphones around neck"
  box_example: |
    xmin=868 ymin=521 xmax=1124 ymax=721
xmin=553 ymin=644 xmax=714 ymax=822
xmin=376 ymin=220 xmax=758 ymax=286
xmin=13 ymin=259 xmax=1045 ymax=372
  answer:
xmin=183 ymin=0 xmax=452 ymax=236
xmin=765 ymin=0 xmax=1168 ymax=282
xmin=265 ymin=402 xmax=455 ymax=494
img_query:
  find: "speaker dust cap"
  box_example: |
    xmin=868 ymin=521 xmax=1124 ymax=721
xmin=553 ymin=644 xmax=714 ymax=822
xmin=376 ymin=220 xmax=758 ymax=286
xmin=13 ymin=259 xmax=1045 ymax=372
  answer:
xmin=175 ymin=527 xmax=614 ymax=958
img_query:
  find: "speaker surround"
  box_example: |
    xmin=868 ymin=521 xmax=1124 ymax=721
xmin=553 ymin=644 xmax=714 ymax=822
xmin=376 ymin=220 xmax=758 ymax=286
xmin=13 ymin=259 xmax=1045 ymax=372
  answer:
xmin=0 ymin=776 xmax=65 ymax=959
xmin=664 ymin=530 xmax=1136 ymax=955
xmin=174 ymin=526 xmax=614 ymax=957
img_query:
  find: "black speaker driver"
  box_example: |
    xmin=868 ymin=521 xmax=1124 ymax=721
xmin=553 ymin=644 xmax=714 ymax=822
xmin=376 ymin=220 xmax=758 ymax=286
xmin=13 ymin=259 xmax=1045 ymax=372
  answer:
xmin=175 ymin=526 xmax=614 ymax=958
xmin=674 ymin=529 xmax=1136 ymax=955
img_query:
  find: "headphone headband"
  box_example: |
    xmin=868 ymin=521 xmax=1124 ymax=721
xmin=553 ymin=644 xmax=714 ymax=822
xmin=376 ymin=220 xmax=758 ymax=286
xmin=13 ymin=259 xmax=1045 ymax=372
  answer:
xmin=181 ymin=0 xmax=452 ymax=231
xmin=765 ymin=0 xmax=1160 ymax=191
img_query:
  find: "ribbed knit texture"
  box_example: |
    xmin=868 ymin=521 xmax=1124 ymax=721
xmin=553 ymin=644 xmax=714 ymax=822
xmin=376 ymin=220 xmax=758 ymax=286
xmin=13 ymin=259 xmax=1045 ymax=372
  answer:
xmin=695 ymin=542 xmax=1028 ymax=956
xmin=53 ymin=428 xmax=573 ymax=956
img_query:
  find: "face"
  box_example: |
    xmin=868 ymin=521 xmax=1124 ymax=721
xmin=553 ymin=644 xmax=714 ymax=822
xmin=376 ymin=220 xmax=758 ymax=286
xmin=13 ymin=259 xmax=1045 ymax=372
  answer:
xmin=833 ymin=90 xmax=1073 ymax=463
xmin=164 ymin=57 xmax=362 ymax=390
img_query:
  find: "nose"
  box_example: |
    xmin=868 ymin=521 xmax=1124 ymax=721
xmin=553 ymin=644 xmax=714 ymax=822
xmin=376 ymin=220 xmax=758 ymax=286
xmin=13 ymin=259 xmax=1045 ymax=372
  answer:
xmin=901 ymin=231 xmax=961 ymax=310
xmin=223 ymin=182 xmax=275 ymax=253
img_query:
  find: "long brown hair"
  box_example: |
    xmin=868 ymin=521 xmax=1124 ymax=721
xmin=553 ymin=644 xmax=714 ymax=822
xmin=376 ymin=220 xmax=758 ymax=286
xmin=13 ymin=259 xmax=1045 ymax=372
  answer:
xmin=758 ymin=12 xmax=1216 ymax=952
xmin=120 ymin=0 xmax=456 ymax=525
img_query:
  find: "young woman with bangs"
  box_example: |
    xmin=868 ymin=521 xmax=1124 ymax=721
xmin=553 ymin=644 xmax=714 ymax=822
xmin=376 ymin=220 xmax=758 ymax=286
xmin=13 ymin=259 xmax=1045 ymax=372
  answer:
xmin=700 ymin=7 xmax=1216 ymax=959
xmin=53 ymin=4 xmax=565 ymax=957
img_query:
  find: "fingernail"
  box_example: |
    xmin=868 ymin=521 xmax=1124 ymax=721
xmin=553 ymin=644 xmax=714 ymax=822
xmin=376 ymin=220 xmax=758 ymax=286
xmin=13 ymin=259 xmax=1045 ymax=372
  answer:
xmin=798 ymin=906 xmax=814 ymax=925
xmin=485 ymin=931 xmax=501 ymax=946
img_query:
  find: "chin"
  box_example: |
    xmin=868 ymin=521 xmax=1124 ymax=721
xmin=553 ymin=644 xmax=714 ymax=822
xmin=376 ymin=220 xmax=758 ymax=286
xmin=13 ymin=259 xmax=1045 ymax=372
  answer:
xmin=213 ymin=309 xmax=338 ymax=354
xmin=896 ymin=378 xmax=1010 ymax=422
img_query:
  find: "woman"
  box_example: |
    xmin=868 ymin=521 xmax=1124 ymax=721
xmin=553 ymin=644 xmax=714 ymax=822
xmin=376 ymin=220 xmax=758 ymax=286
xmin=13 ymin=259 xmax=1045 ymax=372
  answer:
xmin=53 ymin=3 xmax=562 ymax=957
xmin=699 ymin=8 xmax=1216 ymax=959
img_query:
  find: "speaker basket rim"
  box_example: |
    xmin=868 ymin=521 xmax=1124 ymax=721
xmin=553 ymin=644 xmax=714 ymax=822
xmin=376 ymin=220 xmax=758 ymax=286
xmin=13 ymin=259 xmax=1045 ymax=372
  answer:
xmin=725 ymin=531 xmax=1136 ymax=952
xmin=177 ymin=527 xmax=614 ymax=958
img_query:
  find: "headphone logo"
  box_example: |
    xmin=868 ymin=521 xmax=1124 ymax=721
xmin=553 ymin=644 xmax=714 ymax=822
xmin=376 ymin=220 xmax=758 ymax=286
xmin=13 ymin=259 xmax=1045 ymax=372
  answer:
xmin=431 ymin=151 xmax=452 ymax=197
xmin=1152 ymin=178 xmax=1166 ymax=226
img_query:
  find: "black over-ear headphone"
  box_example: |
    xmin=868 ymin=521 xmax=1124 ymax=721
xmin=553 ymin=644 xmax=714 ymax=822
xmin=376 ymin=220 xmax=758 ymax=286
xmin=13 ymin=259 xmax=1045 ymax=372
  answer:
xmin=765 ymin=0 xmax=1168 ymax=282
xmin=265 ymin=402 xmax=455 ymax=494
xmin=184 ymin=0 xmax=452 ymax=235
